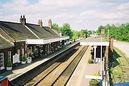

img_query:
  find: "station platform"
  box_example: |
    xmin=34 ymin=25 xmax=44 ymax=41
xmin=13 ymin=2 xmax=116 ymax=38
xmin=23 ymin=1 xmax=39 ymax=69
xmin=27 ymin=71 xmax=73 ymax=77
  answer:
xmin=0 ymin=42 xmax=79 ymax=81
xmin=67 ymin=46 xmax=101 ymax=86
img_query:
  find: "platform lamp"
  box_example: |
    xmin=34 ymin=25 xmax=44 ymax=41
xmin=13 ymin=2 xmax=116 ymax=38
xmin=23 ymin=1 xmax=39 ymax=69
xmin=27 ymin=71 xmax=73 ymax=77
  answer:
xmin=100 ymin=36 xmax=103 ymax=77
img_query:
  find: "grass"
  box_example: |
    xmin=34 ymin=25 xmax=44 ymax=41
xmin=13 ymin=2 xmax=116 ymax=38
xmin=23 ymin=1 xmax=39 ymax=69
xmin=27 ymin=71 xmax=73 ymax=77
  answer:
xmin=110 ymin=47 xmax=129 ymax=83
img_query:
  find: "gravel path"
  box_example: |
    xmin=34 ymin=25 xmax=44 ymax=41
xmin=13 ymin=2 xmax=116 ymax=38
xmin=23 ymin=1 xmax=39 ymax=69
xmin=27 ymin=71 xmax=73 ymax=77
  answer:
xmin=113 ymin=41 xmax=129 ymax=57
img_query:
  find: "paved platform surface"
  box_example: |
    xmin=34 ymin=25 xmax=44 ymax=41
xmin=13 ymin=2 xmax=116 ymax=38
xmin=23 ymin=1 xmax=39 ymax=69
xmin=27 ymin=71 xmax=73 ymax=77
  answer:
xmin=1 ymin=42 xmax=79 ymax=81
xmin=66 ymin=46 xmax=91 ymax=86
xmin=81 ymin=64 xmax=101 ymax=86
xmin=67 ymin=46 xmax=101 ymax=86
xmin=81 ymin=36 xmax=103 ymax=42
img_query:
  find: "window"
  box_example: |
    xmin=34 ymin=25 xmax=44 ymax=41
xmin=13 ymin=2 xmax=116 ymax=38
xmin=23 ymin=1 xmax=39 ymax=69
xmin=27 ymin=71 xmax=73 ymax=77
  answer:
xmin=0 ymin=53 xmax=4 ymax=70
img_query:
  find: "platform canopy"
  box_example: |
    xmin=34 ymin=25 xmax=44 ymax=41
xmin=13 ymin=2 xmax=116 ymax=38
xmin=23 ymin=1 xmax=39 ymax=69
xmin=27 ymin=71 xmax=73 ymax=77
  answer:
xmin=26 ymin=36 xmax=69 ymax=44
xmin=80 ymin=36 xmax=109 ymax=46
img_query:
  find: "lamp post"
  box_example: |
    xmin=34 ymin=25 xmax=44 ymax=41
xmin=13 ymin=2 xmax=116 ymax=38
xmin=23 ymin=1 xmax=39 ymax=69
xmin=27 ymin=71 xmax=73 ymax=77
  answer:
xmin=108 ymin=29 xmax=109 ymax=40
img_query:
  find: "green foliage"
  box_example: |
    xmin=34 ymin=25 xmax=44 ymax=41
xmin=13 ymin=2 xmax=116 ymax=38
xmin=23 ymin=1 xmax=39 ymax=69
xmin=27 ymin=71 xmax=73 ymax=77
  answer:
xmin=72 ymin=29 xmax=93 ymax=40
xmin=81 ymin=29 xmax=88 ymax=38
xmin=110 ymin=48 xmax=129 ymax=83
xmin=52 ymin=23 xmax=93 ymax=40
xmin=60 ymin=23 xmax=73 ymax=39
xmin=97 ymin=25 xmax=104 ymax=35
xmin=21 ymin=56 xmax=27 ymax=62
xmin=52 ymin=23 xmax=60 ymax=33
xmin=88 ymin=59 xmax=93 ymax=64
xmin=87 ymin=30 xmax=93 ymax=36
xmin=6 ymin=58 xmax=12 ymax=67
xmin=89 ymin=79 xmax=100 ymax=86
xmin=97 ymin=23 xmax=129 ymax=42
xmin=79 ymin=29 xmax=92 ymax=38
xmin=72 ymin=30 xmax=79 ymax=40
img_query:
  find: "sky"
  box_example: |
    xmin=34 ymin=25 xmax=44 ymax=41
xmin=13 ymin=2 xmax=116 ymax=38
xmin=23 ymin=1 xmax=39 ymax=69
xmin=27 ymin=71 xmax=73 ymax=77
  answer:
xmin=0 ymin=0 xmax=129 ymax=31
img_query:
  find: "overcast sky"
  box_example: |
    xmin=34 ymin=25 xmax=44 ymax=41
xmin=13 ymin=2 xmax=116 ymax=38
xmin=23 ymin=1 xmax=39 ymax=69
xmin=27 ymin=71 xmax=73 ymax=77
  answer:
xmin=0 ymin=0 xmax=129 ymax=31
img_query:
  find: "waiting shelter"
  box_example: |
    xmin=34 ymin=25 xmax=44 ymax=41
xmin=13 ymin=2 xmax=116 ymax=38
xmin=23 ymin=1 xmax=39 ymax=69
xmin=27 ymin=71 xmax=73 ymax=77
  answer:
xmin=80 ymin=36 xmax=109 ymax=86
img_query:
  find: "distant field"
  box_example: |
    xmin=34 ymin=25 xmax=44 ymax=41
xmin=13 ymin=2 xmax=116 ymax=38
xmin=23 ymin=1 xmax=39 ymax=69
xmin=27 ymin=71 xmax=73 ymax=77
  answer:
xmin=110 ymin=47 xmax=129 ymax=84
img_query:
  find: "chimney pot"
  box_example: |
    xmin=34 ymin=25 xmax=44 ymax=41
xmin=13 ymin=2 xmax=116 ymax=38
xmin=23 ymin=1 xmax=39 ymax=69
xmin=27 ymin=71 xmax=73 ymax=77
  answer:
xmin=20 ymin=15 xmax=26 ymax=25
xmin=48 ymin=19 xmax=52 ymax=29
xmin=20 ymin=15 xmax=23 ymax=23
xmin=38 ymin=19 xmax=43 ymax=27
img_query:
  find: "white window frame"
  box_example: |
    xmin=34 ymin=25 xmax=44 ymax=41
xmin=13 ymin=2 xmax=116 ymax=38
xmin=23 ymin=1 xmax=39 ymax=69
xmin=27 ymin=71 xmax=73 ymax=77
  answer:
xmin=0 ymin=52 xmax=5 ymax=70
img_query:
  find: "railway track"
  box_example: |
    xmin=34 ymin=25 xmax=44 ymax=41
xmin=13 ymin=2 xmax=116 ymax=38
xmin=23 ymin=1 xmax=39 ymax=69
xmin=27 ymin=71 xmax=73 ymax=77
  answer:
xmin=25 ymin=46 xmax=88 ymax=86
xmin=10 ymin=44 xmax=79 ymax=86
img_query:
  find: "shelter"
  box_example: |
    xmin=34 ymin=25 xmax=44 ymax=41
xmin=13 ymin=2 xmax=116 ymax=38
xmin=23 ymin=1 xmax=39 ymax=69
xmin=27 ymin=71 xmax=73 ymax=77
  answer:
xmin=80 ymin=36 xmax=109 ymax=86
xmin=0 ymin=15 xmax=69 ymax=72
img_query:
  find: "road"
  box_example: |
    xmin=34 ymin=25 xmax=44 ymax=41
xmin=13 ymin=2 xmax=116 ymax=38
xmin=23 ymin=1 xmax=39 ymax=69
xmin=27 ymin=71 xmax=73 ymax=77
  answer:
xmin=113 ymin=41 xmax=129 ymax=57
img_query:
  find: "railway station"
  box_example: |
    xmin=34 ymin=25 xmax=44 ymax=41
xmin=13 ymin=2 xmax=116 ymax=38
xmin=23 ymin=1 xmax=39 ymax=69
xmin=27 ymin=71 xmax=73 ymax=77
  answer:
xmin=1 ymin=0 xmax=129 ymax=86
xmin=0 ymin=15 xmax=69 ymax=74
xmin=0 ymin=16 xmax=113 ymax=86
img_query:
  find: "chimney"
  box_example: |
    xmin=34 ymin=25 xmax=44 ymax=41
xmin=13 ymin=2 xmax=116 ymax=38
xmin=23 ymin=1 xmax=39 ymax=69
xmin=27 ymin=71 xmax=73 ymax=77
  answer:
xmin=20 ymin=15 xmax=22 ymax=23
xmin=38 ymin=19 xmax=43 ymax=27
xmin=48 ymin=19 xmax=52 ymax=29
xmin=20 ymin=15 xmax=26 ymax=25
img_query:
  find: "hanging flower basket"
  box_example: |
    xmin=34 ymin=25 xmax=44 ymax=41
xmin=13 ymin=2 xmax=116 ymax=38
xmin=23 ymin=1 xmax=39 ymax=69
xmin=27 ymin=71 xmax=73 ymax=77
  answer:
xmin=27 ymin=57 xmax=32 ymax=63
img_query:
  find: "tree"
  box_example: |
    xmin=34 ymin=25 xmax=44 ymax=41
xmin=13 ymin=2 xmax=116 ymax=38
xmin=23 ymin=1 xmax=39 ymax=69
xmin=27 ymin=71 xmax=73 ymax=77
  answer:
xmin=52 ymin=22 xmax=92 ymax=40
xmin=97 ymin=23 xmax=129 ymax=42
xmin=79 ymin=29 xmax=88 ymax=38
xmin=72 ymin=30 xmax=79 ymax=40
xmin=97 ymin=25 xmax=104 ymax=35
xmin=52 ymin=23 xmax=60 ymax=33
xmin=87 ymin=30 xmax=92 ymax=37
xmin=60 ymin=23 xmax=73 ymax=39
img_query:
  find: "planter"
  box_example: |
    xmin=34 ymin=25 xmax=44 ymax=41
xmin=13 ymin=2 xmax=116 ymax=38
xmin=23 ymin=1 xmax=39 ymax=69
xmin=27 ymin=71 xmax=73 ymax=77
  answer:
xmin=0 ymin=67 xmax=5 ymax=70
xmin=6 ymin=67 xmax=12 ymax=70
xmin=89 ymin=79 xmax=100 ymax=86
xmin=27 ymin=61 xmax=31 ymax=63
xmin=27 ymin=57 xmax=32 ymax=63
xmin=21 ymin=61 xmax=26 ymax=64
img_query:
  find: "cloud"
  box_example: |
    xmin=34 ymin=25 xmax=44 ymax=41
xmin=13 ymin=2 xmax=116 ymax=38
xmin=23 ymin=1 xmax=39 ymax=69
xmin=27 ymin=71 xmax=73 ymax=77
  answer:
xmin=116 ymin=2 xmax=129 ymax=11
xmin=0 ymin=0 xmax=129 ymax=30
xmin=80 ymin=9 xmax=128 ymax=20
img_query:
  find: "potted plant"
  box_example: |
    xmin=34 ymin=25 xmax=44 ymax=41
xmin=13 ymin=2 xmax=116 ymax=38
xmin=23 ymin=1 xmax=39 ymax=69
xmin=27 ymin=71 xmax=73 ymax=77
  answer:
xmin=27 ymin=56 xmax=32 ymax=63
xmin=89 ymin=79 xmax=100 ymax=86
xmin=6 ymin=58 xmax=12 ymax=70
xmin=88 ymin=59 xmax=93 ymax=64
xmin=21 ymin=56 xmax=26 ymax=64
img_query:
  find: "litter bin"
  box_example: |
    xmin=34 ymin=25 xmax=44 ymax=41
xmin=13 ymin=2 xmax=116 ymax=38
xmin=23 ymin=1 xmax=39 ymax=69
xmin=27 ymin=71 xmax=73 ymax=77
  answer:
xmin=0 ymin=76 xmax=8 ymax=86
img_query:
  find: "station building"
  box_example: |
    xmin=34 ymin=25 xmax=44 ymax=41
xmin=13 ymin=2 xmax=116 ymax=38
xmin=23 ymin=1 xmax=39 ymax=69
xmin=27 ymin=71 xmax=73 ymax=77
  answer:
xmin=0 ymin=15 xmax=69 ymax=72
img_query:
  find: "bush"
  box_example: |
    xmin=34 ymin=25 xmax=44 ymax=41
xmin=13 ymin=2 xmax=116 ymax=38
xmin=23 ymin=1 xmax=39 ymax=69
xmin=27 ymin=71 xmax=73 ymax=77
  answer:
xmin=89 ymin=79 xmax=100 ymax=86
xmin=21 ymin=56 xmax=27 ymax=62
xmin=88 ymin=59 xmax=93 ymax=64
xmin=6 ymin=58 xmax=12 ymax=67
